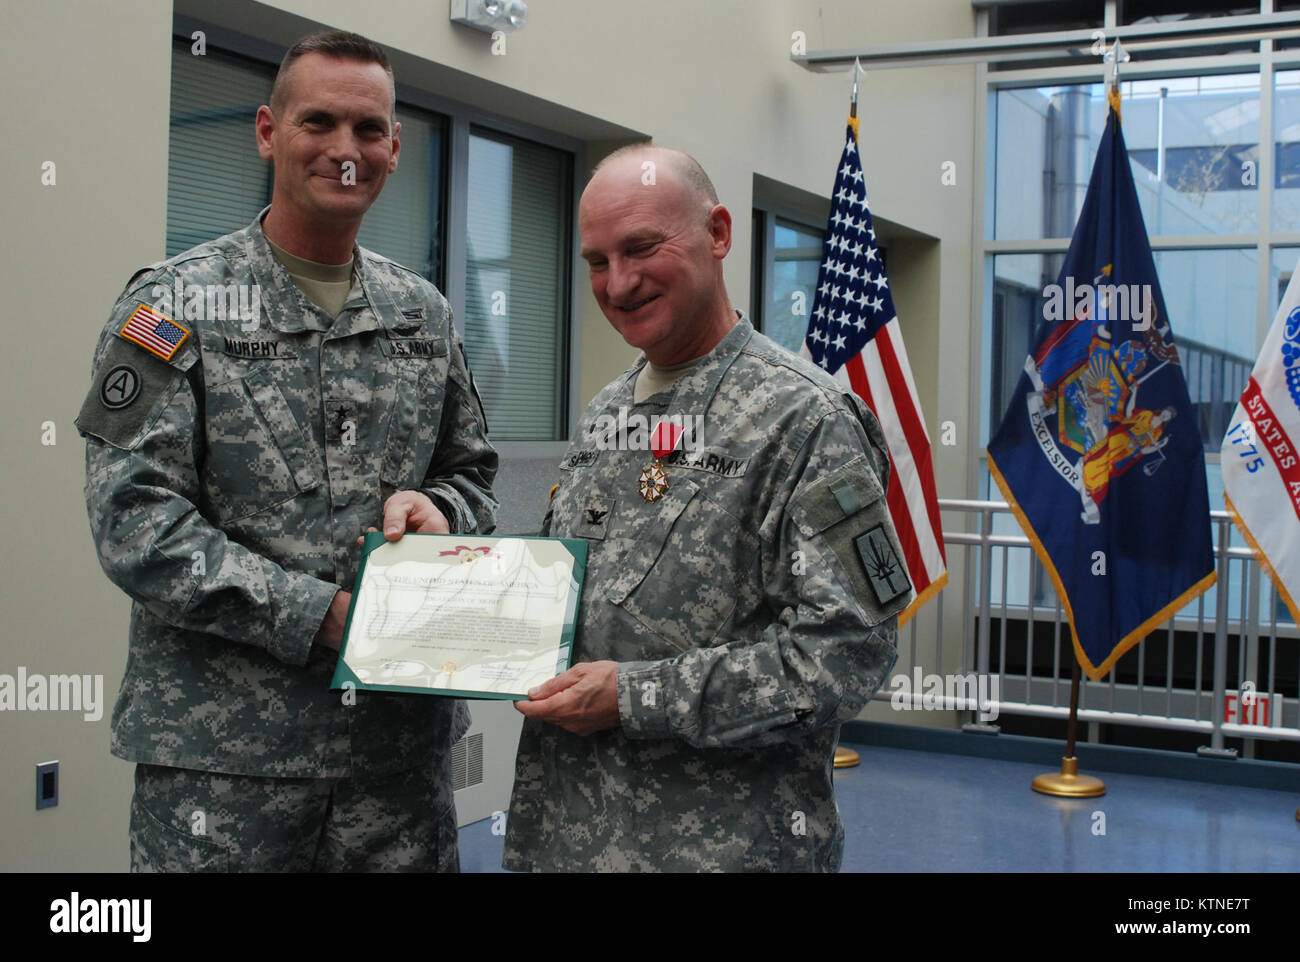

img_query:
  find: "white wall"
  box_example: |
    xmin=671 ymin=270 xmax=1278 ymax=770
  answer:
xmin=0 ymin=0 xmax=174 ymax=872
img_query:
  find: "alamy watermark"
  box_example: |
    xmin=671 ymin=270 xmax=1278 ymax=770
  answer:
xmin=50 ymin=893 xmax=150 ymax=942
xmin=587 ymin=408 xmax=705 ymax=452
xmin=152 ymin=280 xmax=261 ymax=330
xmin=889 ymin=668 xmax=1000 ymax=722
xmin=0 ymin=667 xmax=103 ymax=721
xmin=1042 ymin=275 xmax=1153 ymax=331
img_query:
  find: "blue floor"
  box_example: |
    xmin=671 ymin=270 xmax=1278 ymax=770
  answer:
xmin=459 ymin=740 xmax=1300 ymax=872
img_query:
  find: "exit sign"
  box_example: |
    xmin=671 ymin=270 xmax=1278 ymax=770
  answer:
xmin=1223 ymin=689 xmax=1282 ymax=728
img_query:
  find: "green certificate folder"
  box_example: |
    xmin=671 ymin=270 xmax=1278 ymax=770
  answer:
xmin=330 ymin=532 xmax=587 ymax=701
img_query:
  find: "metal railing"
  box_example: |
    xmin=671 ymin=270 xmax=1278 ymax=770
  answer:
xmin=877 ymin=499 xmax=1300 ymax=756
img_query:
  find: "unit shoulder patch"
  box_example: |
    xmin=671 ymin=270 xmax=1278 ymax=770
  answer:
xmin=854 ymin=525 xmax=912 ymax=606
xmin=76 ymin=335 xmax=187 ymax=449
xmin=98 ymin=364 xmax=141 ymax=409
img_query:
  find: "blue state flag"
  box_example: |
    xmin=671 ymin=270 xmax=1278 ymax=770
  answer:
xmin=986 ymin=87 xmax=1215 ymax=681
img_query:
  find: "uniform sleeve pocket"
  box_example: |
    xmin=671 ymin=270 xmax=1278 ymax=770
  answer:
xmin=789 ymin=456 xmax=912 ymax=625
xmin=75 ymin=336 xmax=188 ymax=451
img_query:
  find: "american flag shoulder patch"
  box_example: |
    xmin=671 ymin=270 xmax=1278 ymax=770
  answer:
xmin=119 ymin=303 xmax=191 ymax=362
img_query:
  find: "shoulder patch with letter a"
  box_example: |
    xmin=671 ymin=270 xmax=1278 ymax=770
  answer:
xmin=76 ymin=335 xmax=188 ymax=449
xmin=99 ymin=365 xmax=141 ymax=409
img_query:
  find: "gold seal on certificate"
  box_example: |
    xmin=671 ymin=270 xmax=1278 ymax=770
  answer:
xmin=330 ymin=533 xmax=587 ymax=701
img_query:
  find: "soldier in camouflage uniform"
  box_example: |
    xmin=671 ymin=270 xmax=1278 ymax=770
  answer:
xmin=502 ymin=147 xmax=904 ymax=872
xmin=76 ymin=32 xmax=496 ymax=871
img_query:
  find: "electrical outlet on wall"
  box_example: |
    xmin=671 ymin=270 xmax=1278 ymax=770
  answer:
xmin=36 ymin=761 xmax=58 ymax=810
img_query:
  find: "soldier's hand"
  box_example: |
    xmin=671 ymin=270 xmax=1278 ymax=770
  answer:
xmin=515 ymin=661 xmax=620 ymax=736
xmin=357 ymin=491 xmax=451 ymax=545
xmin=315 ymin=589 xmax=352 ymax=651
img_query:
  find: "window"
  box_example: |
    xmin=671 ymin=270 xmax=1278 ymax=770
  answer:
xmin=752 ymin=203 xmax=870 ymax=358
xmin=980 ymin=6 xmax=1300 ymax=624
xmin=1275 ymin=70 xmax=1300 ymax=230
xmin=989 ymin=0 xmax=1104 ymax=38
xmin=989 ymin=77 xmax=1265 ymax=456
xmin=989 ymin=253 xmax=1062 ymax=439
xmin=1274 ymin=247 xmax=1300 ymax=312
xmin=355 ymin=106 xmax=446 ymax=286
xmin=463 ymin=130 xmax=571 ymax=440
xmin=766 ymin=218 xmax=826 ymax=355
xmin=993 ymin=76 xmax=1262 ymax=241
xmin=167 ymin=40 xmax=274 ymax=256
xmin=1120 ymin=1 xmax=1258 ymax=26
xmin=752 ymin=209 xmax=826 ymax=354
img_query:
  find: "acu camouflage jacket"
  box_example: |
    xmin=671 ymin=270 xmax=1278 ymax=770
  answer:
xmin=76 ymin=210 xmax=497 ymax=781
xmin=504 ymin=316 xmax=904 ymax=872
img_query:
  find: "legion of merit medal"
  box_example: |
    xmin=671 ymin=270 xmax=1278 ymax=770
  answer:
xmin=637 ymin=461 xmax=668 ymax=502
xmin=639 ymin=421 xmax=685 ymax=503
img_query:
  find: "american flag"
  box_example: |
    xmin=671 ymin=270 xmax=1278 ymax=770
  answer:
xmin=120 ymin=303 xmax=190 ymax=361
xmin=803 ymin=118 xmax=947 ymax=624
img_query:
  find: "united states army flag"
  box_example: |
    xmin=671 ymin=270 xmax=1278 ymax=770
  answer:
xmin=1222 ymin=254 xmax=1300 ymax=624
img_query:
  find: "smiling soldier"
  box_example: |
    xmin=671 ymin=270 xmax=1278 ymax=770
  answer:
xmin=502 ymin=146 xmax=905 ymax=873
xmin=76 ymin=31 xmax=496 ymax=872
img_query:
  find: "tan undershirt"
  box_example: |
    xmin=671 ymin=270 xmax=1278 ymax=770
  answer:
xmin=633 ymin=356 xmax=704 ymax=404
xmin=268 ymin=238 xmax=356 ymax=318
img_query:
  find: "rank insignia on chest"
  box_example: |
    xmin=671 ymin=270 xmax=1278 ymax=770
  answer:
xmin=638 ymin=420 xmax=685 ymax=503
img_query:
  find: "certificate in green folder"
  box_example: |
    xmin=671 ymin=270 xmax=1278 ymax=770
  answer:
xmin=331 ymin=533 xmax=587 ymax=701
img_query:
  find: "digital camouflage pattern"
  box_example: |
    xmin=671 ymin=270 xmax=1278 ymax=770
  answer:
xmin=129 ymin=760 xmax=459 ymax=872
xmin=77 ymin=209 xmax=497 ymax=787
xmin=504 ymin=316 xmax=904 ymax=872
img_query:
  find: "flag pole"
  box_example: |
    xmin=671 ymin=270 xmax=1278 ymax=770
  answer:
xmin=850 ymin=56 xmax=861 ymax=119
xmin=1032 ymin=660 xmax=1106 ymax=796
xmin=823 ymin=52 xmax=949 ymax=770
xmin=1104 ymin=37 xmax=1129 ymax=100
xmin=835 ymin=54 xmax=865 ymax=773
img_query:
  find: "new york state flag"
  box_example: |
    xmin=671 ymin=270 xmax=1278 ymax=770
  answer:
xmin=987 ymin=87 xmax=1215 ymax=681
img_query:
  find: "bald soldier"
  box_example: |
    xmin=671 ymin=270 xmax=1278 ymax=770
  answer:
xmin=502 ymin=146 xmax=906 ymax=872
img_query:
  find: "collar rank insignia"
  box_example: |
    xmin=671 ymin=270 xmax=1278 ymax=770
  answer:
xmin=119 ymin=303 xmax=190 ymax=362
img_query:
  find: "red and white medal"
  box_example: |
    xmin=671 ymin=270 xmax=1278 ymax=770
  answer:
xmin=638 ymin=421 xmax=685 ymax=503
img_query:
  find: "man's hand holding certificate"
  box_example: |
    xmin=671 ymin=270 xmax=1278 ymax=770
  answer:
xmin=331 ymin=534 xmax=586 ymax=700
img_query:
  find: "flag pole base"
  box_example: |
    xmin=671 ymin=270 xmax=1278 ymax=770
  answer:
xmin=1031 ymin=756 xmax=1106 ymax=797
xmin=833 ymin=747 xmax=860 ymax=769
